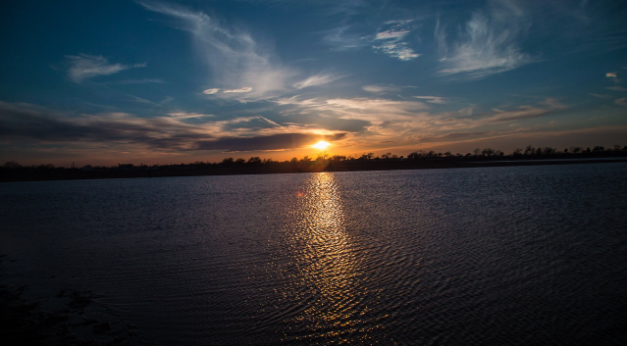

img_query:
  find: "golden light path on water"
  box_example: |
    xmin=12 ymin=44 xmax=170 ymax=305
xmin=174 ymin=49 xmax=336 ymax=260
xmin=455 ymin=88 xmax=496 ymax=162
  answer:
xmin=281 ymin=172 xmax=383 ymax=344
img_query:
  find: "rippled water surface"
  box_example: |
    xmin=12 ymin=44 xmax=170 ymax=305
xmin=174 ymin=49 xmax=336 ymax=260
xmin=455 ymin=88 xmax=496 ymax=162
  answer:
xmin=2 ymin=163 xmax=627 ymax=345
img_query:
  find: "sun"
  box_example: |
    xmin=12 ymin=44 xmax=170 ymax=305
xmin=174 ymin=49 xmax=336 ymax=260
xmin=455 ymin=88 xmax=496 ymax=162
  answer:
xmin=311 ymin=141 xmax=331 ymax=150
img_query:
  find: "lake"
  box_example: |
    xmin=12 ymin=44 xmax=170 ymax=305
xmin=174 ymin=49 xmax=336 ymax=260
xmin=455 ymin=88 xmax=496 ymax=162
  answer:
xmin=1 ymin=163 xmax=626 ymax=345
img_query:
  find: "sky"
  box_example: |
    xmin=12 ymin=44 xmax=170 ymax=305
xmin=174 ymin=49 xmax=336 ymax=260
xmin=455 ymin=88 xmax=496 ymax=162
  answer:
xmin=1 ymin=0 xmax=626 ymax=166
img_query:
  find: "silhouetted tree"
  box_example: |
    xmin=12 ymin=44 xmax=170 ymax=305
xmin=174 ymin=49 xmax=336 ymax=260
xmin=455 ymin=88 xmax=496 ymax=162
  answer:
xmin=248 ymin=157 xmax=261 ymax=164
xmin=593 ymin=146 xmax=605 ymax=152
xmin=482 ymin=148 xmax=495 ymax=156
xmin=4 ymin=161 xmax=21 ymax=168
xmin=330 ymin=155 xmax=346 ymax=161
xmin=221 ymin=157 xmax=234 ymax=165
xmin=235 ymin=158 xmax=246 ymax=164
xmin=513 ymin=148 xmax=523 ymax=156
xmin=473 ymin=148 xmax=481 ymax=156
xmin=524 ymin=145 xmax=534 ymax=155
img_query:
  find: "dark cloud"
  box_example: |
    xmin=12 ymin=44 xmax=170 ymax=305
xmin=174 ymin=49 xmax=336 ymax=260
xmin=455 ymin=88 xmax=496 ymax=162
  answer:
xmin=417 ymin=131 xmax=486 ymax=142
xmin=284 ymin=113 xmax=370 ymax=133
xmin=221 ymin=116 xmax=281 ymax=131
xmin=0 ymin=102 xmax=209 ymax=150
xmin=196 ymin=133 xmax=347 ymax=152
xmin=0 ymin=102 xmax=346 ymax=152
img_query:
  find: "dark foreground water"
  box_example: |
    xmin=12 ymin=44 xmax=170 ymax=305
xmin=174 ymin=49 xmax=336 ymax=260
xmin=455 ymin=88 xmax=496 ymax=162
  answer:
xmin=1 ymin=163 xmax=627 ymax=345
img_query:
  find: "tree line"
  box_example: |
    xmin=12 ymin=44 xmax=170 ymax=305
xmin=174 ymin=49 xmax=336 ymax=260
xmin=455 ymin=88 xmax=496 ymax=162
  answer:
xmin=2 ymin=144 xmax=626 ymax=173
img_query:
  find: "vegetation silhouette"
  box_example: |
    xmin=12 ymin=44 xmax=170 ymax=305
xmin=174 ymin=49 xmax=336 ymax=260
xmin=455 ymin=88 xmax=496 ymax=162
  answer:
xmin=2 ymin=144 xmax=626 ymax=182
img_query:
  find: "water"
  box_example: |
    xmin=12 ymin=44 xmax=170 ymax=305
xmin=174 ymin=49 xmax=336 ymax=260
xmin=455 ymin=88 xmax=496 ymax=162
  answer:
xmin=1 ymin=163 xmax=626 ymax=345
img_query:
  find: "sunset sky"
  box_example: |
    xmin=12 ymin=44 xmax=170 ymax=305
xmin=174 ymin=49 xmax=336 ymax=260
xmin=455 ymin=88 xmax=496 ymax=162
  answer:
xmin=1 ymin=0 xmax=626 ymax=166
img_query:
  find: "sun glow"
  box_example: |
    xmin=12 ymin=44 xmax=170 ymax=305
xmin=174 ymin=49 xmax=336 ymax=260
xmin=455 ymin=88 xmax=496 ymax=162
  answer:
xmin=312 ymin=141 xmax=331 ymax=150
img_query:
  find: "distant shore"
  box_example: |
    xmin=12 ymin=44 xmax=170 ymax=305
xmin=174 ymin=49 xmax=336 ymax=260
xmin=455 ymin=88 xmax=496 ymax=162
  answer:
xmin=2 ymin=153 xmax=627 ymax=183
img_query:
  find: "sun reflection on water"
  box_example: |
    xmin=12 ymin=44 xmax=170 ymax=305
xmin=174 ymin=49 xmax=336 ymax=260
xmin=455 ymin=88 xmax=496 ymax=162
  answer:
xmin=282 ymin=172 xmax=381 ymax=343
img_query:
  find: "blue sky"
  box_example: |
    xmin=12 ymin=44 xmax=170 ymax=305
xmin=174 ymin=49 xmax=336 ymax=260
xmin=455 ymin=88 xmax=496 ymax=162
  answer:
xmin=1 ymin=0 xmax=626 ymax=165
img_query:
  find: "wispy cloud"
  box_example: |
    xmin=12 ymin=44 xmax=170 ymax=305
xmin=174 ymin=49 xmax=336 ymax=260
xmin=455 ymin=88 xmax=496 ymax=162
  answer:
xmin=615 ymin=98 xmax=627 ymax=106
xmin=66 ymin=54 xmax=145 ymax=83
xmin=606 ymin=72 xmax=617 ymax=78
xmin=140 ymin=1 xmax=294 ymax=101
xmin=168 ymin=111 xmax=214 ymax=119
xmin=483 ymin=98 xmax=566 ymax=123
xmin=607 ymin=86 xmax=627 ymax=91
xmin=589 ymin=93 xmax=612 ymax=99
xmin=223 ymin=87 xmax=253 ymax=93
xmin=372 ymin=20 xmax=419 ymax=61
xmin=275 ymin=96 xmax=430 ymax=125
xmin=437 ymin=2 xmax=533 ymax=79
xmin=104 ymin=78 xmax=164 ymax=85
xmin=323 ymin=25 xmax=368 ymax=50
xmin=293 ymin=74 xmax=341 ymax=89
xmin=413 ymin=96 xmax=447 ymax=104
xmin=375 ymin=30 xmax=409 ymax=40
xmin=362 ymin=84 xmax=400 ymax=93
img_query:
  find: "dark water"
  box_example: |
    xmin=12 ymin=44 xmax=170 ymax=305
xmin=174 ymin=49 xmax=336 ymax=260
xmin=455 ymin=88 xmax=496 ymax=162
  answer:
xmin=1 ymin=163 xmax=627 ymax=345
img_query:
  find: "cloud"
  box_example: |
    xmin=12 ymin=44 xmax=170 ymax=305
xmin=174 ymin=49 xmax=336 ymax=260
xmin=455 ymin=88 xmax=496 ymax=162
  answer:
xmin=293 ymin=74 xmax=341 ymax=89
xmin=615 ymin=98 xmax=627 ymax=106
xmin=275 ymin=96 xmax=430 ymax=126
xmin=416 ymin=131 xmax=486 ymax=143
xmin=607 ymin=86 xmax=627 ymax=91
xmin=437 ymin=3 xmax=533 ymax=79
xmin=371 ymin=20 xmax=419 ymax=61
xmin=487 ymin=106 xmax=551 ymax=122
xmin=362 ymin=84 xmax=401 ymax=93
xmin=0 ymin=102 xmax=207 ymax=150
xmin=203 ymin=88 xmax=220 ymax=94
xmin=104 ymin=78 xmax=165 ymax=85
xmin=66 ymin=54 xmax=144 ymax=83
xmin=606 ymin=72 xmax=617 ymax=78
xmin=220 ymin=116 xmax=281 ymax=131
xmin=375 ymin=30 xmax=409 ymax=40
xmin=223 ymin=87 xmax=253 ymax=93
xmin=323 ymin=25 xmax=368 ymax=50
xmin=168 ymin=111 xmax=214 ymax=119
xmin=0 ymin=102 xmax=351 ymax=153
xmin=140 ymin=1 xmax=294 ymax=101
xmin=483 ymin=98 xmax=566 ymax=123
xmin=196 ymin=133 xmax=347 ymax=152
xmin=589 ymin=93 xmax=612 ymax=99
xmin=413 ymin=96 xmax=447 ymax=104
xmin=373 ymin=43 xmax=420 ymax=61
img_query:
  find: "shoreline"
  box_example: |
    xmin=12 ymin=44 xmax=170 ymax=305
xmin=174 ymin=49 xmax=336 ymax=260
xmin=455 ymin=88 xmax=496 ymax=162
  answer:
xmin=1 ymin=157 xmax=626 ymax=183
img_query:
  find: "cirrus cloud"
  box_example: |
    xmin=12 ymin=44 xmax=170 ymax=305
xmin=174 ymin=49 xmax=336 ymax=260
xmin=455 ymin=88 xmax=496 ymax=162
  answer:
xmin=66 ymin=54 xmax=146 ymax=84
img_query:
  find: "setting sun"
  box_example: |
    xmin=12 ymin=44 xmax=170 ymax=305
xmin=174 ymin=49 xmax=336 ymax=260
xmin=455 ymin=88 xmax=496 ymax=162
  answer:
xmin=311 ymin=141 xmax=330 ymax=150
